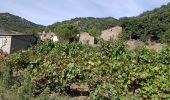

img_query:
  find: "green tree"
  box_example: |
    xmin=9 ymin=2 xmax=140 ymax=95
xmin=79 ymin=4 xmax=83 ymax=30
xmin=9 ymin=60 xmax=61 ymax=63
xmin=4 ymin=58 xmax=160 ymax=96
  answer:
xmin=54 ymin=24 xmax=79 ymax=41
xmin=50 ymin=17 xmax=119 ymax=35
xmin=88 ymin=27 xmax=101 ymax=37
xmin=160 ymin=30 xmax=170 ymax=43
xmin=120 ymin=3 xmax=170 ymax=43
xmin=0 ymin=13 xmax=44 ymax=33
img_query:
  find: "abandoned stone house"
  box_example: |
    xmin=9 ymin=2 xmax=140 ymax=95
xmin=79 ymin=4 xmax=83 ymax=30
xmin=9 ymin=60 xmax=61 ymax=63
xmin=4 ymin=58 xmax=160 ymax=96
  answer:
xmin=38 ymin=26 xmax=122 ymax=45
xmin=38 ymin=31 xmax=59 ymax=42
xmin=79 ymin=32 xmax=94 ymax=45
xmin=79 ymin=26 xmax=122 ymax=45
xmin=100 ymin=26 xmax=122 ymax=41
xmin=0 ymin=28 xmax=37 ymax=54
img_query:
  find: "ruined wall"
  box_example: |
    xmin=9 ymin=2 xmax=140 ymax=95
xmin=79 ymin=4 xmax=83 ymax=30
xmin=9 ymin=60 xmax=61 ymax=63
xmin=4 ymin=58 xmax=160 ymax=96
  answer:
xmin=100 ymin=26 xmax=122 ymax=41
xmin=39 ymin=31 xmax=58 ymax=42
xmin=79 ymin=32 xmax=94 ymax=45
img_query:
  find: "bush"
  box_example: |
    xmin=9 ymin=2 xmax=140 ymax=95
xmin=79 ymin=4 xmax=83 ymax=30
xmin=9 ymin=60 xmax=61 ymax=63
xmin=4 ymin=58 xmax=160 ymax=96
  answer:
xmin=1 ymin=41 xmax=170 ymax=99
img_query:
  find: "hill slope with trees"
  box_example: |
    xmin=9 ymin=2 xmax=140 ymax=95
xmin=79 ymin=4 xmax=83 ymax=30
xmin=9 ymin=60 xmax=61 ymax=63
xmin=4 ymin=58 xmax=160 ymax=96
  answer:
xmin=0 ymin=13 xmax=44 ymax=33
xmin=49 ymin=17 xmax=119 ymax=37
xmin=48 ymin=3 xmax=170 ymax=44
xmin=1 ymin=3 xmax=170 ymax=43
xmin=120 ymin=3 xmax=170 ymax=43
xmin=0 ymin=2 xmax=170 ymax=100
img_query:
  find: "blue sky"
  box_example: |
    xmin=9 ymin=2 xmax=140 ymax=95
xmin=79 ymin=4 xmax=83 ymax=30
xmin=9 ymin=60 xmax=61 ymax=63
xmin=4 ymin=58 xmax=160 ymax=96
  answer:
xmin=0 ymin=0 xmax=169 ymax=25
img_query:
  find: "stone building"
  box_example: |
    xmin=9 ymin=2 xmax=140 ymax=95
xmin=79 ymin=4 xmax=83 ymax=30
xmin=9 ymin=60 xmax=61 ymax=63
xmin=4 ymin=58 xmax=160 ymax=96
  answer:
xmin=38 ymin=31 xmax=59 ymax=42
xmin=100 ymin=26 xmax=122 ymax=41
xmin=0 ymin=28 xmax=37 ymax=54
xmin=79 ymin=32 xmax=94 ymax=45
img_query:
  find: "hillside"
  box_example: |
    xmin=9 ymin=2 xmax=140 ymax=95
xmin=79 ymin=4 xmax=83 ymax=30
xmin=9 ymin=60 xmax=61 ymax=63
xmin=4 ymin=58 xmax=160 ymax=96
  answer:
xmin=48 ymin=3 xmax=170 ymax=43
xmin=49 ymin=17 xmax=119 ymax=36
xmin=0 ymin=13 xmax=44 ymax=33
xmin=0 ymin=3 xmax=170 ymax=100
xmin=120 ymin=3 xmax=170 ymax=43
xmin=1 ymin=3 xmax=170 ymax=43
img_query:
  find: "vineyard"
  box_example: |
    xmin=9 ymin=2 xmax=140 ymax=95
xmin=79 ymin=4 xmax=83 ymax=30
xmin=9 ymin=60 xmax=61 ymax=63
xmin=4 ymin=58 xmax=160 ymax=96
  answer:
xmin=0 ymin=40 xmax=170 ymax=99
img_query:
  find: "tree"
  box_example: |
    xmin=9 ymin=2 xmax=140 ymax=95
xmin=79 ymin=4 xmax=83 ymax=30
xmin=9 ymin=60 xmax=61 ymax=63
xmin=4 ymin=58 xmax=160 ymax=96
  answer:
xmin=88 ymin=27 xmax=101 ymax=37
xmin=160 ymin=30 xmax=170 ymax=43
xmin=120 ymin=3 xmax=170 ymax=43
xmin=54 ymin=24 xmax=79 ymax=41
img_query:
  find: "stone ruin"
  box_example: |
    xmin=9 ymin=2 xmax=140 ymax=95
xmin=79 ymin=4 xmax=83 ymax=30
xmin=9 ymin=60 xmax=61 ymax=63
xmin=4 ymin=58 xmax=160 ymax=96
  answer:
xmin=79 ymin=32 xmax=94 ymax=45
xmin=100 ymin=26 xmax=122 ymax=41
xmin=38 ymin=30 xmax=59 ymax=42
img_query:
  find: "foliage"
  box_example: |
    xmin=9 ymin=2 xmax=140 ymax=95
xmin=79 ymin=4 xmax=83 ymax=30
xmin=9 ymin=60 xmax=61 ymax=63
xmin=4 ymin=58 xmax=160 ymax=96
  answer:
xmin=0 ymin=13 xmax=44 ymax=33
xmin=88 ymin=27 xmax=101 ymax=37
xmin=49 ymin=17 xmax=119 ymax=36
xmin=1 ymin=40 xmax=169 ymax=99
xmin=54 ymin=24 xmax=79 ymax=41
xmin=49 ymin=3 xmax=170 ymax=44
xmin=1 ymin=3 xmax=170 ymax=100
xmin=2 ymin=3 xmax=170 ymax=44
xmin=120 ymin=3 xmax=170 ymax=43
xmin=160 ymin=29 xmax=170 ymax=43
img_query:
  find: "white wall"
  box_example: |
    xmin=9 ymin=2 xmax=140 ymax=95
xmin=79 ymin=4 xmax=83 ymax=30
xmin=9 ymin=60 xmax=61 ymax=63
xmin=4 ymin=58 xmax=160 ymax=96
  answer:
xmin=0 ymin=36 xmax=12 ymax=54
xmin=52 ymin=36 xmax=59 ymax=42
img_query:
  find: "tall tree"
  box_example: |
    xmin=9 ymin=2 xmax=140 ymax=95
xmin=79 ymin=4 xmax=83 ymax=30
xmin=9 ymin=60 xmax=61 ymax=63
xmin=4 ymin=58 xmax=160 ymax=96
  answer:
xmin=54 ymin=24 xmax=79 ymax=41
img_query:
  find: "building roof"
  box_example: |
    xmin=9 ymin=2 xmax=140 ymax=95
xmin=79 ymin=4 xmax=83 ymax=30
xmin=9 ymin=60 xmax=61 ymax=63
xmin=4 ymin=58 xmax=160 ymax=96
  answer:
xmin=0 ymin=28 xmax=32 ymax=36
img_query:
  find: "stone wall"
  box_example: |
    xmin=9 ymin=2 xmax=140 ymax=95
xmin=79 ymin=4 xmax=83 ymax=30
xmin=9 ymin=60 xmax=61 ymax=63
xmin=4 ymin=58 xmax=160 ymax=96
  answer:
xmin=100 ymin=26 xmax=122 ymax=41
xmin=39 ymin=31 xmax=59 ymax=42
xmin=79 ymin=32 xmax=94 ymax=45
